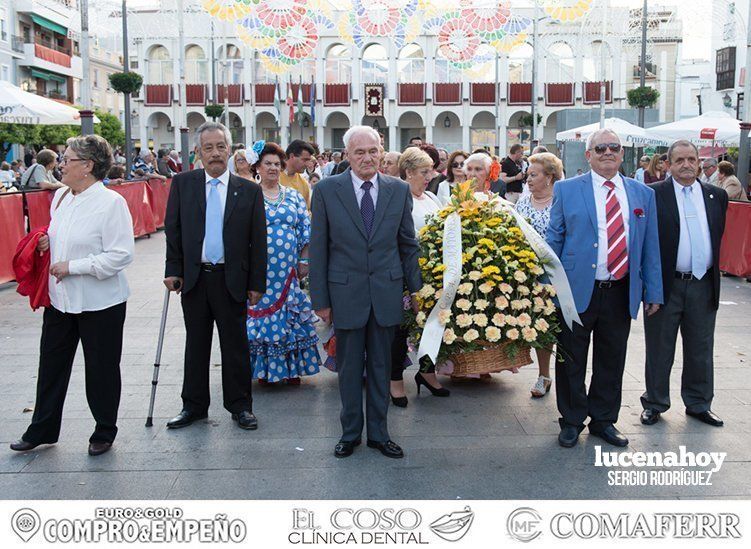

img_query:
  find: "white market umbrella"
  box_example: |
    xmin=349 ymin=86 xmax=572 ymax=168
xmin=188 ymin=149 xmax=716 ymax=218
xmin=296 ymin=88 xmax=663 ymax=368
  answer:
xmin=556 ymin=117 xmax=669 ymax=148
xmin=647 ymin=111 xmax=740 ymax=146
xmin=0 ymin=81 xmax=100 ymax=125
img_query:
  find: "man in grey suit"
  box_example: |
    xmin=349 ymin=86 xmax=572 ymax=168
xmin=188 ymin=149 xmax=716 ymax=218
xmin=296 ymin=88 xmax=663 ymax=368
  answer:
xmin=310 ymin=126 xmax=422 ymax=459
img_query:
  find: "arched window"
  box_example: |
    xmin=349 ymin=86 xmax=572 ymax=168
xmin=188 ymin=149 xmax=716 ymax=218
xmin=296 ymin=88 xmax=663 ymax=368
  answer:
xmin=398 ymin=43 xmax=424 ymax=83
xmin=147 ymin=45 xmax=172 ymax=84
xmin=546 ymin=42 xmax=575 ymax=82
xmin=362 ymin=43 xmax=388 ymax=83
xmin=508 ymin=43 xmax=533 ymax=83
xmin=434 ymin=47 xmax=463 ymax=83
xmin=583 ymin=41 xmax=613 ymax=81
xmin=217 ymin=44 xmax=243 ymax=84
xmin=185 ymin=45 xmax=208 ymax=83
xmin=254 ymin=52 xmax=275 ymax=84
xmin=325 ymin=43 xmax=351 ymax=84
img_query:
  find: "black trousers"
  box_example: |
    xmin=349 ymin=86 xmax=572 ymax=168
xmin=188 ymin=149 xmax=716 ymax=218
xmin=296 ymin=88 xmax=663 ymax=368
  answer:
xmin=180 ymin=269 xmax=252 ymax=415
xmin=390 ymin=326 xmax=435 ymax=381
xmin=23 ymin=302 xmax=126 ymax=445
xmin=555 ymin=282 xmax=631 ymax=432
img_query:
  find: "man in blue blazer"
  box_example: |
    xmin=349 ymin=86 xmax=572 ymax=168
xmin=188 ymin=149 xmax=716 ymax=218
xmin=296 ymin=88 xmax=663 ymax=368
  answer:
xmin=546 ymin=129 xmax=663 ymax=448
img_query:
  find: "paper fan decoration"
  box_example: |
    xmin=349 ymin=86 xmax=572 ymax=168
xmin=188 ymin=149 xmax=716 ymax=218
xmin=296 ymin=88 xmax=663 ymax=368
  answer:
xmin=254 ymin=0 xmax=307 ymax=34
xmin=544 ymin=0 xmax=593 ymax=23
xmin=459 ymin=0 xmax=510 ymax=41
xmin=201 ymin=0 xmax=253 ymax=21
xmin=342 ymin=0 xmax=420 ymax=49
xmin=437 ymin=15 xmax=481 ymax=69
xmin=502 ymin=13 xmax=532 ymax=35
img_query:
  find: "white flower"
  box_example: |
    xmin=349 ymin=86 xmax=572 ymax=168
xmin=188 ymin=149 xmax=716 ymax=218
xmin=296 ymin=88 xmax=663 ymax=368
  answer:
xmin=485 ymin=326 xmax=501 ymax=342
xmin=510 ymin=300 xmax=524 ymax=311
xmin=521 ymin=327 xmax=538 ymax=342
xmin=517 ymin=313 xmax=532 ymax=327
xmin=456 ymin=313 xmax=472 ymax=328
xmin=532 ymin=265 xmax=545 ymax=276
xmin=546 ymin=284 xmax=557 ymax=297
xmin=458 ymin=282 xmax=473 ymax=295
xmin=475 ymin=299 xmax=490 ymax=311
xmin=506 ymin=328 xmax=520 ymax=340
xmin=518 ymin=285 xmax=531 ymax=296
xmin=544 ymin=304 xmax=556 ymax=316
xmin=416 ymin=312 xmax=426 ymax=327
xmin=514 ymin=271 xmax=527 ymax=283
xmin=443 ymin=328 xmax=457 ymax=344
xmin=468 ymin=271 xmax=482 ymax=281
xmin=521 ymin=298 xmax=532 ymax=308
xmin=438 ymin=309 xmax=453 ymax=325
xmin=533 ymin=283 xmax=544 ymax=295
xmin=534 ymin=318 xmax=549 ymax=332
xmin=472 ymin=313 xmax=488 ymax=327
xmin=505 ymin=315 xmax=518 ymax=326
xmin=419 ymin=285 xmax=435 ymax=298
xmin=495 ymin=296 xmax=509 ymax=310
xmin=463 ymin=329 xmax=480 ymax=342
xmin=499 ymin=283 xmax=513 ymax=295
xmin=479 ymin=282 xmax=494 ymax=294
xmin=456 ymin=299 xmax=472 ymax=311
xmin=533 ymin=297 xmax=546 ymax=311
xmin=492 ymin=313 xmax=506 ymax=327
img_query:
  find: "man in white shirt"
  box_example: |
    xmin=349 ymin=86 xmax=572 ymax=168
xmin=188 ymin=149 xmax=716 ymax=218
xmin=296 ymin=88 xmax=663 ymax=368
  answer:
xmin=641 ymin=140 xmax=728 ymax=428
xmin=699 ymin=158 xmax=719 ymax=186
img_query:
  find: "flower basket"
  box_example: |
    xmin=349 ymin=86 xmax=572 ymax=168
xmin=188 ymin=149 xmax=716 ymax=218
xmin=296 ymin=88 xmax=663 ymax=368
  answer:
xmin=449 ymin=341 xmax=533 ymax=376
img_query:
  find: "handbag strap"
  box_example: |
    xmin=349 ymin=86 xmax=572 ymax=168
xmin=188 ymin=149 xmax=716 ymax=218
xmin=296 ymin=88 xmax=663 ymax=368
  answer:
xmin=54 ymin=188 xmax=71 ymax=210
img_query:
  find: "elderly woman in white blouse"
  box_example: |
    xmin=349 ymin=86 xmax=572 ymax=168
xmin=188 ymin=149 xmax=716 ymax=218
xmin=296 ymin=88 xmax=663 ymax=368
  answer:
xmin=10 ymin=135 xmax=134 ymax=457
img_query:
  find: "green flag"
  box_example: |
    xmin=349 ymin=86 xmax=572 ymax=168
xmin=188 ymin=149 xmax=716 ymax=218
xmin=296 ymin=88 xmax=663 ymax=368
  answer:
xmin=296 ymin=76 xmax=304 ymax=123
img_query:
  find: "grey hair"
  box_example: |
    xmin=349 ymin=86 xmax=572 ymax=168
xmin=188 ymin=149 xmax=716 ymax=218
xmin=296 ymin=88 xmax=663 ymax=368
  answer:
xmin=531 ymin=145 xmax=548 ymax=154
xmin=585 ymin=128 xmax=621 ymax=151
xmin=342 ymin=125 xmax=380 ymax=149
xmin=701 ymin=156 xmax=717 ymax=167
xmin=463 ymin=152 xmax=492 ymax=173
xmin=667 ymin=140 xmax=699 ymax=162
xmin=194 ymin=121 xmax=232 ymax=149
xmin=332 ymin=151 xmax=342 ymax=159
xmin=66 ymin=135 xmax=113 ymax=180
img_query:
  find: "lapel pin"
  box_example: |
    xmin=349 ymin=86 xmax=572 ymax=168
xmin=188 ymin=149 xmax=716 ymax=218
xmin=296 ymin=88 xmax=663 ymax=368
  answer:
xmin=710 ymin=194 xmax=714 ymax=199
xmin=234 ymin=192 xmax=238 ymax=196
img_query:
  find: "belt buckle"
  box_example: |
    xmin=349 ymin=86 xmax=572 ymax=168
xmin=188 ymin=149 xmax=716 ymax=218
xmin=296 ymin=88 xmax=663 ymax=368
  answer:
xmin=597 ymin=280 xmax=612 ymax=289
xmin=680 ymin=272 xmax=693 ymax=280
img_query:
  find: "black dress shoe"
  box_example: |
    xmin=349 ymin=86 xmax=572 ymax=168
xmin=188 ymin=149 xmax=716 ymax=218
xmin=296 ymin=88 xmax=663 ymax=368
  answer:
xmin=366 ymin=439 xmax=404 ymax=458
xmin=334 ymin=438 xmax=361 ymax=458
xmin=415 ymin=372 xmax=450 ymax=397
xmin=640 ymin=409 xmax=661 ymax=425
xmin=166 ymin=410 xmax=208 ymax=429
xmin=590 ymin=424 xmax=629 ymax=447
xmin=10 ymin=440 xmax=44 ymax=452
xmin=88 ymin=441 xmax=112 ymax=456
xmin=231 ymin=411 xmax=258 ymax=430
xmin=558 ymin=425 xmax=583 ymax=448
xmin=686 ymin=409 xmax=724 ymax=427
xmin=390 ymin=394 xmax=408 ymax=407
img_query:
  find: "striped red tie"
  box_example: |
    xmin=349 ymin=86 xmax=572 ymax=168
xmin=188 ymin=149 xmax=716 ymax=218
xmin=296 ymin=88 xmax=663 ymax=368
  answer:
xmin=604 ymin=181 xmax=629 ymax=279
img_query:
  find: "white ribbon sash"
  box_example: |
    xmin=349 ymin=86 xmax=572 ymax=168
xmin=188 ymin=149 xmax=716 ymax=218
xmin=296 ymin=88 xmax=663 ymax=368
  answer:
xmin=417 ymin=212 xmax=462 ymax=364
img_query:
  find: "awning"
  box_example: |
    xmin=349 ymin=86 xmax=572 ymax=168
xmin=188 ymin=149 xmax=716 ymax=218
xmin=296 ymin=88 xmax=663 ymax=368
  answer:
xmin=30 ymin=69 xmax=66 ymax=84
xmin=30 ymin=14 xmax=67 ymax=36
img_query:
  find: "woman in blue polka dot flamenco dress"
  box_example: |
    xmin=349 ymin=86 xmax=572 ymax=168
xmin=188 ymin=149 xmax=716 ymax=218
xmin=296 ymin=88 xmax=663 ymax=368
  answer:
xmin=246 ymin=142 xmax=321 ymax=384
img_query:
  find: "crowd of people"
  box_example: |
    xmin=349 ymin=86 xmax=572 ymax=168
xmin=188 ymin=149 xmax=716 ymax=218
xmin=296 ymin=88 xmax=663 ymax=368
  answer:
xmin=7 ymin=120 xmax=740 ymax=460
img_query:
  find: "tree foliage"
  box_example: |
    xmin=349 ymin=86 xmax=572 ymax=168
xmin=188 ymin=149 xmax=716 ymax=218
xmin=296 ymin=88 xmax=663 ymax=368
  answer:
xmin=519 ymin=113 xmax=543 ymax=128
xmin=205 ymin=103 xmax=224 ymax=121
xmin=94 ymin=110 xmax=125 ymax=147
xmin=109 ymin=72 xmax=143 ymax=95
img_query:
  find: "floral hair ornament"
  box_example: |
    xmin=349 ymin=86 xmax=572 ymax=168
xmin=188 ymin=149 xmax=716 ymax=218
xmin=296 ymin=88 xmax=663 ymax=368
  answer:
xmin=487 ymin=159 xmax=502 ymax=192
xmin=244 ymin=140 xmax=266 ymax=165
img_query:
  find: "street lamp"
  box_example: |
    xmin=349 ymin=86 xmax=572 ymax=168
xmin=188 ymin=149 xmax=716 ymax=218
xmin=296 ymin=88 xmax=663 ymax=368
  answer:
xmin=443 ymin=115 xmax=451 ymax=128
xmin=372 ymin=119 xmax=380 ymax=131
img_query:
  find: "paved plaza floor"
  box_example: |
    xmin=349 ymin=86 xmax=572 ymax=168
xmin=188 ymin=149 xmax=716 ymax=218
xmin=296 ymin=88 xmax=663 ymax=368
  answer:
xmin=1 ymin=230 xmax=750 ymax=500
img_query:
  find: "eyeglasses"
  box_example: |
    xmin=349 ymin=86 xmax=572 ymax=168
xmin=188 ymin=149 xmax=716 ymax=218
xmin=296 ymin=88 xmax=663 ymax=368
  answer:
xmin=590 ymin=143 xmax=622 ymax=154
xmin=451 ymin=162 xmax=464 ymax=168
xmin=60 ymin=157 xmax=87 ymax=166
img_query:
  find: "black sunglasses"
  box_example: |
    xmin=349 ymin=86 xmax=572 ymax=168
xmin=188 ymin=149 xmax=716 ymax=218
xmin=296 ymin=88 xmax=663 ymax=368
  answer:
xmin=451 ymin=161 xmax=464 ymax=168
xmin=591 ymin=143 xmax=622 ymax=154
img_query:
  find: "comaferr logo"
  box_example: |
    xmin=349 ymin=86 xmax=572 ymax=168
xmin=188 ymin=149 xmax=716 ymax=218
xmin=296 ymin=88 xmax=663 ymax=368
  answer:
xmin=550 ymin=512 xmax=741 ymax=539
xmin=429 ymin=506 xmax=475 ymax=542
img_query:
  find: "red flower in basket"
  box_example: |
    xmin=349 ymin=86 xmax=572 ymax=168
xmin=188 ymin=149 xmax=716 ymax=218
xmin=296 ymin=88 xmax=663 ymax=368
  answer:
xmin=633 ymin=208 xmax=645 ymax=218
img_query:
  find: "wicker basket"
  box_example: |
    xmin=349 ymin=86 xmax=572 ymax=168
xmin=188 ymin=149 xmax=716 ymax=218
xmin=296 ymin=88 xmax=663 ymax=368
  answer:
xmin=449 ymin=340 xmax=532 ymax=376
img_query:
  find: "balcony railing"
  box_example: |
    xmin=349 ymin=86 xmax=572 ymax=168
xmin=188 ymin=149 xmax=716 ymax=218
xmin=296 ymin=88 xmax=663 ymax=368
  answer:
xmin=34 ymin=43 xmax=72 ymax=68
xmin=11 ymin=36 xmax=24 ymax=53
xmin=433 ymin=83 xmax=461 ymax=105
xmin=215 ymin=84 xmax=244 ymax=106
xmin=397 ymin=83 xmax=426 ymax=106
xmin=144 ymin=84 xmax=173 ymax=106
xmin=470 ymin=83 xmax=497 ymax=105
xmin=582 ymin=81 xmax=613 ymax=104
xmin=324 ymin=83 xmax=350 ymax=106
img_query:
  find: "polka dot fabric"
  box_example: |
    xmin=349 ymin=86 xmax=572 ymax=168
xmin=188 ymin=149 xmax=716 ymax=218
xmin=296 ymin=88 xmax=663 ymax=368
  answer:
xmin=247 ymin=188 xmax=321 ymax=382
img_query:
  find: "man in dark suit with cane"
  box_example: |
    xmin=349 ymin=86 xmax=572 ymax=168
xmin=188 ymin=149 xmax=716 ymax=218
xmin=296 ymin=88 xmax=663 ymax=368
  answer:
xmin=163 ymin=121 xmax=267 ymax=430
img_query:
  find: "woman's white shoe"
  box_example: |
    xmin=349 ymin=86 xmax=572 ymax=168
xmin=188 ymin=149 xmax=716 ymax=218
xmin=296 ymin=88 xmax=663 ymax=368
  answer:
xmin=530 ymin=375 xmax=552 ymax=398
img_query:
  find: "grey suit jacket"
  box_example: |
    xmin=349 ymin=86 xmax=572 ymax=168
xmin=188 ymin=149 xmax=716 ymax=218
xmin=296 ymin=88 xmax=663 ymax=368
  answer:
xmin=309 ymin=169 xmax=422 ymax=330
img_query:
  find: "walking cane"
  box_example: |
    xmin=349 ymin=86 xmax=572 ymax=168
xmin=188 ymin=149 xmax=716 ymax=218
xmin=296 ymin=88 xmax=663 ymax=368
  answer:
xmin=145 ymin=281 xmax=179 ymax=427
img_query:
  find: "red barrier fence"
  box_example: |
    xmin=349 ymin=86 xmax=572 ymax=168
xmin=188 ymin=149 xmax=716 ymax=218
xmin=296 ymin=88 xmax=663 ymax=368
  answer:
xmin=0 ymin=194 xmax=26 ymax=284
xmin=0 ymin=179 xmax=171 ymax=284
xmin=719 ymin=201 xmax=751 ymax=277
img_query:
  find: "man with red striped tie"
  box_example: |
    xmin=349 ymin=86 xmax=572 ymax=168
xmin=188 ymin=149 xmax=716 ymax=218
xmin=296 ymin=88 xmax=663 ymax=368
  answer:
xmin=546 ymin=129 xmax=663 ymax=448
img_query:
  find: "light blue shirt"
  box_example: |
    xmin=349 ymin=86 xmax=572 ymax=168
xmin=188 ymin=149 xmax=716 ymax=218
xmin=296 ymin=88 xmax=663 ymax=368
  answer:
xmin=673 ymin=179 xmax=713 ymax=273
xmin=634 ymin=167 xmax=645 ymax=183
xmin=351 ymin=171 xmax=379 ymax=209
xmin=201 ymin=169 xmax=229 ymax=263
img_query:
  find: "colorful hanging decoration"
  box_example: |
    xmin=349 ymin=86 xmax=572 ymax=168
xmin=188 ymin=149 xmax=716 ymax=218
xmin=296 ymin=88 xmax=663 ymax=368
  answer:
xmin=544 ymin=0 xmax=593 ymax=23
xmin=201 ymin=0 xmax=254 ymax=22
xmin=459 ymin=0 xmax=509 ymax=42
xmin=339 ymin=0 xmax=420 ymax=49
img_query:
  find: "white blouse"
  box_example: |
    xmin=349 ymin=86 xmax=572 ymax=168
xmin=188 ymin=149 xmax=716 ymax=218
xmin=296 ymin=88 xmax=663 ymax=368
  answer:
xmin=411 ymin=191 xmax=442 ymax=231
xmin=48 ymin=182 xmax=134 ymax=313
